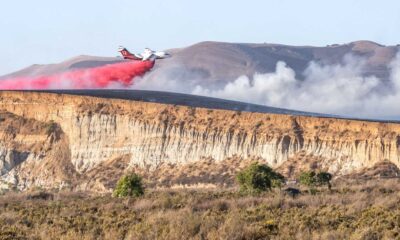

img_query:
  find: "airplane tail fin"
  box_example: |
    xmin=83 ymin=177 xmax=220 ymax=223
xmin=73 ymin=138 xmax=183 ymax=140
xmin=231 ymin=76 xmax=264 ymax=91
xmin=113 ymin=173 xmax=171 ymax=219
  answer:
xmin=118 ymin=46 xmax=135 ymax=59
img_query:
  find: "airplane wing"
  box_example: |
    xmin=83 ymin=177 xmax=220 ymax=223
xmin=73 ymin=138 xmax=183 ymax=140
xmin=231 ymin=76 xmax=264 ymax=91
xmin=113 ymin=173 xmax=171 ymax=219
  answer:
xmin=154 ymin=51 xmax=171 ymax=59
xmin=141 ymin=51 xmax=153 ymax=61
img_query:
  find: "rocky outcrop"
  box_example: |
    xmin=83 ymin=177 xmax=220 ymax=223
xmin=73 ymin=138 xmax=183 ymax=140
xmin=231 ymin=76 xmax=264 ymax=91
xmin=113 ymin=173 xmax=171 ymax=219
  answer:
xmin=0 ymin=91 xmax=399 ymax=191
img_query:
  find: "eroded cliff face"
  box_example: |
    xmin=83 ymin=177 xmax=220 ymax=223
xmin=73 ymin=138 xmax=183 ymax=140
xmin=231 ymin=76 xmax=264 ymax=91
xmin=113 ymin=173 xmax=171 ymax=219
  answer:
xmin=0 ymin=91 xmax=399 ymax=191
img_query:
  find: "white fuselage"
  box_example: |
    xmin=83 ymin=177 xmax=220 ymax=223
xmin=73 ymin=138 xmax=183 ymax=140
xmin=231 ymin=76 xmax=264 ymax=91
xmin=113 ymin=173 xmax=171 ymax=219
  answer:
xmin=140 ymin=48 xmax=170 ymax=61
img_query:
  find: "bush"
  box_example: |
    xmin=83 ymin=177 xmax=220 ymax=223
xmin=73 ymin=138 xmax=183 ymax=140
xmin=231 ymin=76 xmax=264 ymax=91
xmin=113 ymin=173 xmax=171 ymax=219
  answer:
xmin=316 ymin=172 xmax=332 ymax=190
xmin=236 ymin=162 xmax=285 ymax=194
xmin=299 ymin=171 xmax=317 ymax=187
xmin=113 ymin=173 xmax=144 ymax=198
xmin=299 ymin=171 xmax=332 ymax=190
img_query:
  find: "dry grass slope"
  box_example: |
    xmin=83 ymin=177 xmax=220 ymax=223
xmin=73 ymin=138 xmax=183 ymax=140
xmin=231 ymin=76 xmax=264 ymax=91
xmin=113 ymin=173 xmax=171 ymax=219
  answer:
xmin=1 ymin=179 xmax=400 ymax=240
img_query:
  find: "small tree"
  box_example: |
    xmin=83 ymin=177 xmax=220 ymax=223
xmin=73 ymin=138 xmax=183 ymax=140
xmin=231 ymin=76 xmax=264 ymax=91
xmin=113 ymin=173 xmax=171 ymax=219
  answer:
xmin=316 ymin=172 xmax=332 ymax=190
xmin=113 ymin=173 xmax=144 ymax=198
xmin=299 ymin=171 xmax=332 ymax=192
xmin=236 ymin=162 xmax=285 ymax=194
xmin=299 ymin=171 xmax=317 ymax=188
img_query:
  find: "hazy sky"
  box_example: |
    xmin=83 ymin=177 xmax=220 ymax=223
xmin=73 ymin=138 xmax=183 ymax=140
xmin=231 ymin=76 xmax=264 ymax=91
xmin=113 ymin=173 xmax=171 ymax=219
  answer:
xmin=1 ymin=0 xmax=399 ymax=75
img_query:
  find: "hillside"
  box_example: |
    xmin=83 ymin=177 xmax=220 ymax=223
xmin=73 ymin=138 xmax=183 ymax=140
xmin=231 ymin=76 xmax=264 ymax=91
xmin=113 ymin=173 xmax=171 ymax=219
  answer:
xmin=29 ymin=89 xmax=331 ymax=117
xmin=0 ymin=90 xmax=399 ymax=192
xmin=0 ymin=55 xmax=122 ymax=80
xmin=1 ymin=41 xmax=398 ymax=84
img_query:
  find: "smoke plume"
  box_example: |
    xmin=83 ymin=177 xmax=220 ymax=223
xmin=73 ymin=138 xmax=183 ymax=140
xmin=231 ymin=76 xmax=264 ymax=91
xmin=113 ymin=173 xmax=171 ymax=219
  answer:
xmin=135 ymin=53 xmax=400 ymax=120
xmin=2 ymin=52 xmax=400 ymax=119
xmin=0 ymin=61 xmax=154 ymax=89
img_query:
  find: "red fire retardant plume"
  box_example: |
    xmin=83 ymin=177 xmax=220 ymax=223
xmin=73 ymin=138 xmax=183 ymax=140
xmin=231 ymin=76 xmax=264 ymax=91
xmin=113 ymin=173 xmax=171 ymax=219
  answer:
xmin=0 ymin=61 xmax=154 ymax=89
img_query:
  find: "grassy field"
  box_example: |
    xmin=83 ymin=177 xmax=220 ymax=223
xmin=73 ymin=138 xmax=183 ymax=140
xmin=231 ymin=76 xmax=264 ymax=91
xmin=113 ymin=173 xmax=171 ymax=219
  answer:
xmin=1 ymin=179 xmax=400 ymax=240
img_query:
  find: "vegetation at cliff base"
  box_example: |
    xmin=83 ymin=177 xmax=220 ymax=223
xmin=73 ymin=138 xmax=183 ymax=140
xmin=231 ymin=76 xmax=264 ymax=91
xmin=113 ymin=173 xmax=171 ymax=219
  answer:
xmin=299 ymin=170 xmax=332 ymax=191
xmin=236 ymin=162 xmax=285 ymax=194
xmin=113 ymin=173 xmax=144 ymax=198
xmin=1 ymin=179 xmax=400 ymax=240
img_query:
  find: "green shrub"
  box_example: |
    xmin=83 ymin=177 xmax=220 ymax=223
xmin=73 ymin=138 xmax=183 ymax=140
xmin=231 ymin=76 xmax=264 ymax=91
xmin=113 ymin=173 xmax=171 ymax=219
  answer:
xmin=113 ymin=173 xmax=144 ymax=198
xmin=236 ymin=162 xmax=285 ymax=194
xmin=299 ymin=171 xmax=317 ymax=187
xmin=316 ymin=172 xmax=332 ymax=190
xmin=299 ymin=171 xmax=332 ymax=190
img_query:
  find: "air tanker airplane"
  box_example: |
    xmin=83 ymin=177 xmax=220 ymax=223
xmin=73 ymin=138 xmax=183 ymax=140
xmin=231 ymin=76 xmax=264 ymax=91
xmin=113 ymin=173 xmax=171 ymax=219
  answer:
xmin=118 ymin=46 xmax=171 ymax=61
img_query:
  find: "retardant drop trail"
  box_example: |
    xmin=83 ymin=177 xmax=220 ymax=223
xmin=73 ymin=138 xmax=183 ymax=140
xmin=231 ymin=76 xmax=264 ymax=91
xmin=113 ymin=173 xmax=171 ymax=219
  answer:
xmin=0 ymin=61 xmax=154 ymax=89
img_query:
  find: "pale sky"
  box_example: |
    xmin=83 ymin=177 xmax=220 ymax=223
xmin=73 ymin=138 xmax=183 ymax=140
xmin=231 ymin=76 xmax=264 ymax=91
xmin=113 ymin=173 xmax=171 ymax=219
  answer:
xmin=0 ymin=0 xmax=399 ymax=75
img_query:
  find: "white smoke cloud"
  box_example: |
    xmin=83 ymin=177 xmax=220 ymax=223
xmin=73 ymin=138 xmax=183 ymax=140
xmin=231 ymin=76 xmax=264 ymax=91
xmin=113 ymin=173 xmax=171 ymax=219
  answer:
xmin=135 ymin=53 xmax=400 ymax=120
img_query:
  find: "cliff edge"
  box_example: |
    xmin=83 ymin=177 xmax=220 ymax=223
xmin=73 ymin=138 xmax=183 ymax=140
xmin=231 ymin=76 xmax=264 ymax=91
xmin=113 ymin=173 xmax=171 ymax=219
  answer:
xmin=0 ymin=91 xmax=399 ymax=192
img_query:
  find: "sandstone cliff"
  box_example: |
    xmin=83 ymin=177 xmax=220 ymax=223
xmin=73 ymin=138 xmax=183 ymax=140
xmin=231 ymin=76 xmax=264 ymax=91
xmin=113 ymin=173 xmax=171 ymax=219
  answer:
xmin=0 ymin=91 xmax=399 ymax=192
